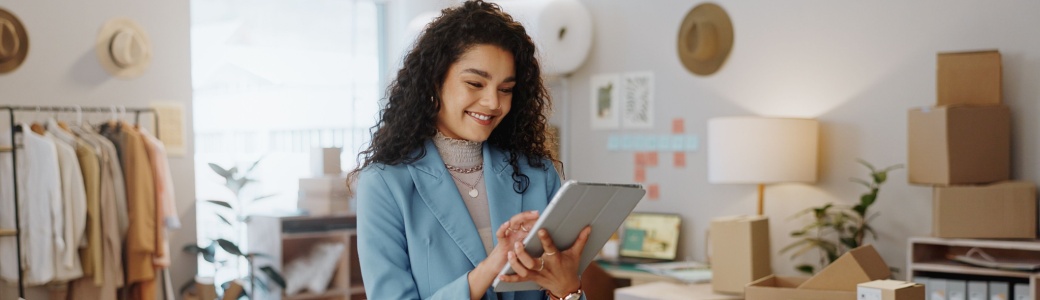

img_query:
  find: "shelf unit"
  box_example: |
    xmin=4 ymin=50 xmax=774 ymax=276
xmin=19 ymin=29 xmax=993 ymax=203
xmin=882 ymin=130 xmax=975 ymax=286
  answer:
xmin=908 ymin=237 xmax=1040 ymax=299
xmin=249 ymin=215 xmax=364 ymax=300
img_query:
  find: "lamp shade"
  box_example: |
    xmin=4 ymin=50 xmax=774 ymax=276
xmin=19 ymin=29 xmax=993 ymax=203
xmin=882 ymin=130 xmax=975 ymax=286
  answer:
xmin=708 ymin=117 xmax=819 ymax=184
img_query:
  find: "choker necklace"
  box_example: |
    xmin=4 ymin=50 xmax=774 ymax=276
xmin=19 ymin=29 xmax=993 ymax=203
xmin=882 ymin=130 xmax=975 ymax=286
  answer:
xmin=445 ymin=163 xmax=483 ymax=174
xmin=448 ymin=171 xmax=484 ymax=198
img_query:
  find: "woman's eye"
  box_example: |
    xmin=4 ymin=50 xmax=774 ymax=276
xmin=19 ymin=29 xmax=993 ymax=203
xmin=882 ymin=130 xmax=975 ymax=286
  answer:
xmin=499 ymin=88 xmax=514 ymax=94
xmin=467 ymin=82 xmax=483 ymax=88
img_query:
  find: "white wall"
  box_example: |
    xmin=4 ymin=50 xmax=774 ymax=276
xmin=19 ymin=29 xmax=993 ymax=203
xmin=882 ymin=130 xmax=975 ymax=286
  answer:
xmin=565 ymin=0 xmax=1040 ymax=277
xmin=0 ymin=0 xmax=195 ymax=298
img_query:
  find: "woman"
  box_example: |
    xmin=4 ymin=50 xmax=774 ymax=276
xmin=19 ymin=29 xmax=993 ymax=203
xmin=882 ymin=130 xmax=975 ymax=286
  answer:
xmin=350 ymin=1 xmax=587 ymax=299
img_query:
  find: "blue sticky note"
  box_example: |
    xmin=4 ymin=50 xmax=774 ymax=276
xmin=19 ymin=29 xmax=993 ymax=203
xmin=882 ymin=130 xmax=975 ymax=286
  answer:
xmin=607 ymin=135 xmax=620 ymax=151
xmin=684 ymin=135 xmax=699 ymax=151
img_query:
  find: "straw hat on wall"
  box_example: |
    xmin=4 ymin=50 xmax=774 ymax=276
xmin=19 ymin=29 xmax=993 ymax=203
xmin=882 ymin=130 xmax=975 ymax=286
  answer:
xmin=96 ymin=18 xmax=152 ymax=79
xmin=0 ymin=7 xmax=29 ymax=74
xmin=676 ymin=3 xmax=733 ymax=76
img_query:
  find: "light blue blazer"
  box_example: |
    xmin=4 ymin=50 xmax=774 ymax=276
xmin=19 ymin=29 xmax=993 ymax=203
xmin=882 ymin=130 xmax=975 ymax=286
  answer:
xmin=356 ymin=140 xmax=563 ymax=300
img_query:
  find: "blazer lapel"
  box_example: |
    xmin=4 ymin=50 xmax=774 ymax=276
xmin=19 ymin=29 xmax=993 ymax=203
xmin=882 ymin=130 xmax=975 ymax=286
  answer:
xmin=410 ymin=140 xmax=487 ymax=267
xmin=484 ymin=144 xmax=522 ymax=247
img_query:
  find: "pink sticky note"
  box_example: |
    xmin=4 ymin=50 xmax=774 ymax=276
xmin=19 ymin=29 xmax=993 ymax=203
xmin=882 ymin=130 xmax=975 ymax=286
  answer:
xmin=648 ymin=184 xmax=660 ymax=200
xmin=672 ymin=118 xmax=684 ymax=134
xmin=635 ymin=167 xmax=646 ymax=183
xmin=674 ymin=152 xmax=686 ymax=168
xmin=646 ymin=152 xmax=658 ymax=167
xmin=634 ymin=152 xmax=646 ymax=166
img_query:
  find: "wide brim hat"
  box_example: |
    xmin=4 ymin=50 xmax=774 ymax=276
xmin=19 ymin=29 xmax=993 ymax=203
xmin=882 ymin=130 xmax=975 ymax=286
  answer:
xmin=96 ymin=18 xmax=152 ymax=79
xmin=0 ymin=7 xmax=29 ymax=74
xmin=677 ymin=3 xmax=733 ymax=76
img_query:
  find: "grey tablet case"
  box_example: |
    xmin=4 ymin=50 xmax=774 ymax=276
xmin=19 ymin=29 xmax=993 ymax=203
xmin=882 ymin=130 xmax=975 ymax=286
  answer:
xmin=492 ymin=180 xmax=646 ymax=292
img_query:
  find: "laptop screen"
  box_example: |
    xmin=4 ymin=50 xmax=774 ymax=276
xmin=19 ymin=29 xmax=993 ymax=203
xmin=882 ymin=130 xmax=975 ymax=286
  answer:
xmin=619 ymin=213 xmax=682 ymax=261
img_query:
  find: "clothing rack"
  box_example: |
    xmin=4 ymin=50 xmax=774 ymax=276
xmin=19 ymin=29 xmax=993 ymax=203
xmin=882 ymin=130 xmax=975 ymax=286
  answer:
xmin=0 ymin=105 xmax=158 ymax=299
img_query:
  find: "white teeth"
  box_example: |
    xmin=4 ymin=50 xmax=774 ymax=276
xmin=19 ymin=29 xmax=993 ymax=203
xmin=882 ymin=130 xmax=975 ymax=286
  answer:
xmin=467 ymin=112 xmax=491 ymax=121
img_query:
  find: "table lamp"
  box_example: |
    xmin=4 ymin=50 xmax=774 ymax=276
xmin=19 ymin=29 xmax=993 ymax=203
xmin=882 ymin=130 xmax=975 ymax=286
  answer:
xmin=707 ymin=117 xmax=819 ymax=215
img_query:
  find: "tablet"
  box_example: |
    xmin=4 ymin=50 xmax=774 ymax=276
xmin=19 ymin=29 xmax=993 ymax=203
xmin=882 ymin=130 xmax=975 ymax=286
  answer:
xmin=492 ymin=180 xmax=646 ymax=292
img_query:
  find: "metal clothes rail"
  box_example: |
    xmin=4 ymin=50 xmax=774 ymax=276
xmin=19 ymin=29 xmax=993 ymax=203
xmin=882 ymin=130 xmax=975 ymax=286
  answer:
xmin=0 ymin=105 xmax=158 ymax=299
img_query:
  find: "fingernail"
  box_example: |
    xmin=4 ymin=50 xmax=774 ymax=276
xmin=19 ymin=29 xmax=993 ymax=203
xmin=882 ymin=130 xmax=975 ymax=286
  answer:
xmin=538 ymin=229 xmax=546 ymax=237
xmin=508 ymin=251 xmax=514 ymax=259
xmin=529 ymin=210 xmax=538 ymax=214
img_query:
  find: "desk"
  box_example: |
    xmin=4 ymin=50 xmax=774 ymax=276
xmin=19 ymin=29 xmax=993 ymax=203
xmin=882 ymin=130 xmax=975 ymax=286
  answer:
xmin=615 ymin=282 xmax=743 ymax=300
xmin=596 ymin=261 xmax=682 ymax=286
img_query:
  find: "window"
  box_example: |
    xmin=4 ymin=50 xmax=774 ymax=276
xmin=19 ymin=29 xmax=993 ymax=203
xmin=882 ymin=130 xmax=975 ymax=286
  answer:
xmin=190 ymin=0 xmax=382 ymax=280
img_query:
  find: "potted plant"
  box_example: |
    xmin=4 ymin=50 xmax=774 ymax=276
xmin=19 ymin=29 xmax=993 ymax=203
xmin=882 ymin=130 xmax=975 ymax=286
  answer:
xmin=780 ymin=159 xmax=903 ymax=274
xmin=183 ymin=158 xmax=285 ymax=299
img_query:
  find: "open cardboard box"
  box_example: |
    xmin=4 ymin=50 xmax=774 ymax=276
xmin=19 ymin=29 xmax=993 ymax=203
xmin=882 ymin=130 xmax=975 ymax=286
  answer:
xmin=745 ymin=275 xmax=855 ymax=300
xmin=745 ymin=245 xmax=891 ymax=300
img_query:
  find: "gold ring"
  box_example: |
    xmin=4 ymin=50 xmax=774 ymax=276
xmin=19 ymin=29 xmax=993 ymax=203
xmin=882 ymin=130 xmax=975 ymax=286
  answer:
xmin=544 ymin=251 xmax=557 ymax=256
xmin=537 ymin=257 xmax=545 ymax=271
xmin=520 ymin=224 xmax=529 ymax=232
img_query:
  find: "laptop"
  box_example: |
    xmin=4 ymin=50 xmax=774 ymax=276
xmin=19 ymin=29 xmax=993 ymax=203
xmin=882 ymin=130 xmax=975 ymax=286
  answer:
xmin=610 ymin=212 xmax=682 ymax=265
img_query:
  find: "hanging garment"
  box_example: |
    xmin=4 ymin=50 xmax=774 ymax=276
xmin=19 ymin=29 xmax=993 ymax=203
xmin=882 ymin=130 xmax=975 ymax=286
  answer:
xmin=97 ymin=122 xmax=129 ymax=239
xmin=141 ymin=128 xmax=176 ymax=268
xmin=15 ymin=126 xmax=62 ymax=285
xmin=59 ymin=124 xmax=103 ymax=284
xmin=47 ymin=121 xmax=86 ymax=282
xmin=69 ymin=125 xmax=125 ymax=299
xmin=120 ymin=124 xmax=158 ymax=300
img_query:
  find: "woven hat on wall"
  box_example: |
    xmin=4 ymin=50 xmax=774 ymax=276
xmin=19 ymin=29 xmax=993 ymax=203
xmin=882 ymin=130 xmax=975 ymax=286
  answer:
xmin=0 ymin=7 xmax=29 ymax=74
xmin=676 ymin=3 xmax=733 ymax=76
xmin=96 ymin=18 xmax=152 ymax=79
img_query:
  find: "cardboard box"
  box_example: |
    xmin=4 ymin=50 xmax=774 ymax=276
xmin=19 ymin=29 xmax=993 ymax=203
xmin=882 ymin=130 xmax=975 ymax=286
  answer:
xmin=797 ymin=244 xmax=891 ymax=291
xmin=933 ymin=181 xmax=1037 ymax=239
xmin=937 ymin=50 xmax=1001 ymax=106
xmin=710 ymin=215 xmax=771 ymax=294
xmin=299 ymin=177 xmax=352 ymax=200
xmin=908 ymin=105 xmax=1010 ymax=185
xmin=310 ymin=147 xmax=343 ymax=177
xmin=857 ymin=280 xmax=925 ymax=300
xmin=745 ymin=275 xmax=855 ymax=300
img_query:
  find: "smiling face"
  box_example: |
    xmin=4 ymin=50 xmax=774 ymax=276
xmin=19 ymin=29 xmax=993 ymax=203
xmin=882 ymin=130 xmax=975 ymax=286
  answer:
xmin=436 ymin=44 xmax=516 ymax=142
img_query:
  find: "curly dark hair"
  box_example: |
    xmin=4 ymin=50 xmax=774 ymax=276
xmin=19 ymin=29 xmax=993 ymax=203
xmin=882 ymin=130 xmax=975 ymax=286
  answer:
xmin=350 ymin=0 xmax=557 ymax=193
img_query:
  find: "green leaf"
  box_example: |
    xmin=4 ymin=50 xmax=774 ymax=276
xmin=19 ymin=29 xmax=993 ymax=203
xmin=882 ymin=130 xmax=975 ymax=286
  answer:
xmin=245 ymin=157 xmax=264 ymax=177
xmin=796 ymin=264 xmax=815 ymax=275
xmin=860 ymin=194 xmax=876 ymax=207
xmin=209 ymin=163 xmax=232 ymax=179
xmin=206 ymin=200 xmax=233 ymax=210
xmin=246 ymin=252 xmax=272 ymax=259
xmin=840 ymin=237 xmax=858 ymax=249
xmin=857 ymin=159 xmax=877 ymax=172
xmin=873 ymin=172 xmax=887 ymax=184
xmin=251 ymin=193 xmax=277 ymax=202
xmin=260 ymin=265 xmax=286 ymax=289
xmin=216 ymin=214 xmax=233 ymax=226
xmin=216 ymin=239 xmax=244 ymax=256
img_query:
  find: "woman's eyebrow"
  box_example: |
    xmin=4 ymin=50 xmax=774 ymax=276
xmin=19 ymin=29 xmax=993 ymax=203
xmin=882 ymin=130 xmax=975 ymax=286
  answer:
xmin=463 ymin=68 xmax=516 ymax=83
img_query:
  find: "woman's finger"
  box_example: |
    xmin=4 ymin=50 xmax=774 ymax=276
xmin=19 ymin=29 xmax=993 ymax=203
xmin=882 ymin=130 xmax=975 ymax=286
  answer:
xmin=537 ymin=229 xmax=560 ymax=257
xmin=496 ymin=221 xmax=510 ymax=239
xmin=513 ymin=241 xmax=537 ymax=270
xmin=565 ymin=226 xmax=592 ymax=256
xmin=506 ymin=251 xmax=530 ymax=278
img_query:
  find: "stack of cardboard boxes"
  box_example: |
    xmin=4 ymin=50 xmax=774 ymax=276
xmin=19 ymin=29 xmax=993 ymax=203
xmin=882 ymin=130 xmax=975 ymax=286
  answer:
xmin=907 ymin=50 xmax=1038 ymax=300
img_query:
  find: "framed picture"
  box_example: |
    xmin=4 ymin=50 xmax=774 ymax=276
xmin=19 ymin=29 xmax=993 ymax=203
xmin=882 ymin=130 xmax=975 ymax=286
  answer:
xmin=621 ymin=72 xmax=654 ymax=129
xmin=589 ymin=73 xmax=621 ymax=130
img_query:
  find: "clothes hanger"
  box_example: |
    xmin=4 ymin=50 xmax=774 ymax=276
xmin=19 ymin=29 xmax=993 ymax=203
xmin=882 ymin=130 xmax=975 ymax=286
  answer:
xmin=30 ymin=106 xmax=46 ymax=135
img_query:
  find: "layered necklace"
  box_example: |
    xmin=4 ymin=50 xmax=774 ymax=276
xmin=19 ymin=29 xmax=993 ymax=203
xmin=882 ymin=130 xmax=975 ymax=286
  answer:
xmin=434 ymin=131 xmax=484 ymax=198
xmin=446 ymin=163 xmax=483 ymax=198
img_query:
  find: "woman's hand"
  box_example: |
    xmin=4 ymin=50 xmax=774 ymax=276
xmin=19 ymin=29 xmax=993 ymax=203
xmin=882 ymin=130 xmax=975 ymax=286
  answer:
xmin=467 ymin=210 xmax=541 ymax=300
xmin=498 ymin=226 xmax=591 ymax=297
